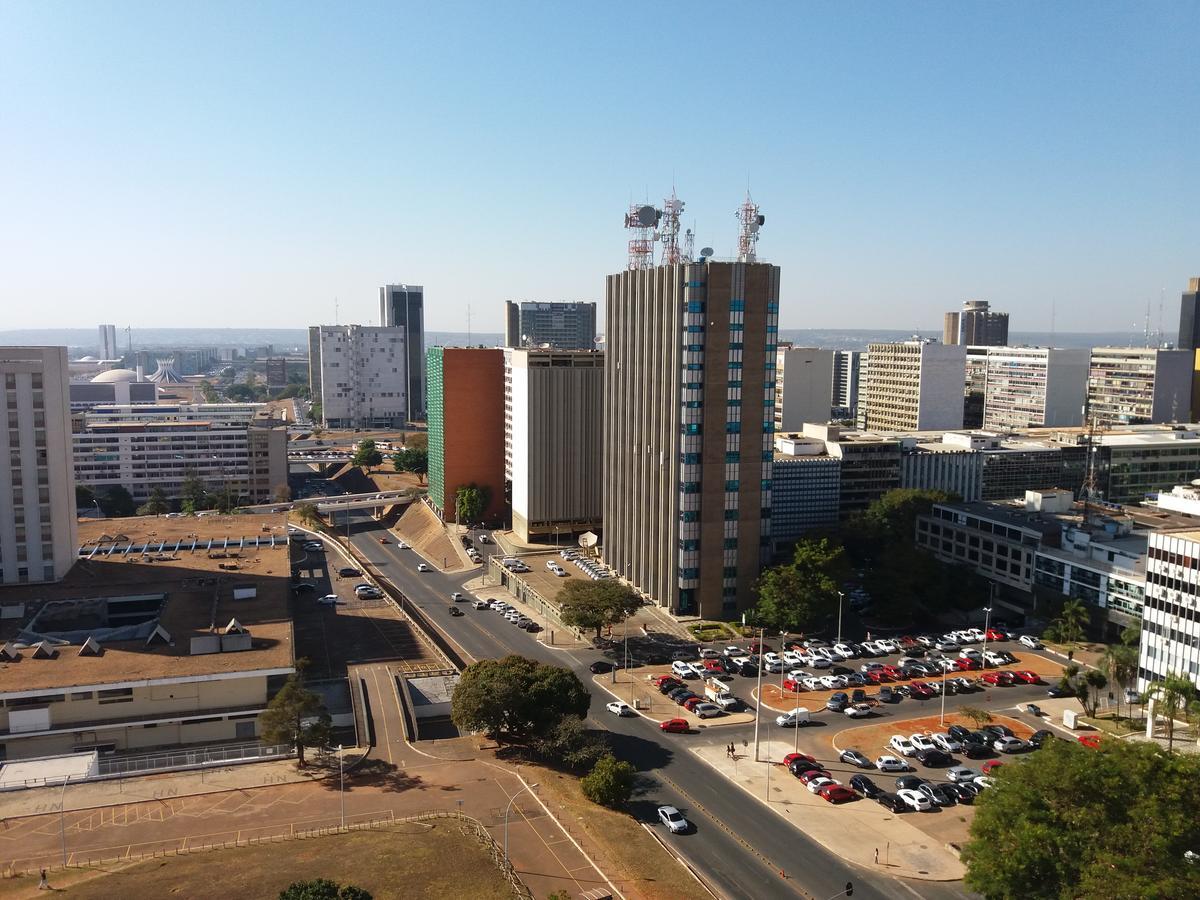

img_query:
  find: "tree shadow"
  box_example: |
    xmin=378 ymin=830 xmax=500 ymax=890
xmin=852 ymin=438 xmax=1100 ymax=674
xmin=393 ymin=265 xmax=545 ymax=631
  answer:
xmin=327 ymin=757 xmax=427 ymax=794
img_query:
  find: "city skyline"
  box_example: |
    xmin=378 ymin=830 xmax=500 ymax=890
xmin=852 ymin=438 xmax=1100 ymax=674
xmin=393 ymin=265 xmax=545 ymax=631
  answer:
xmin=1 ymin=4 xmax=1196 ymax=334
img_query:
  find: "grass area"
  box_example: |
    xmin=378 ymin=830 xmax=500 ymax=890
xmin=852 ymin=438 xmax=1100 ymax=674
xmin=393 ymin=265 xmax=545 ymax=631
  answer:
xmin=1082 ymin=714 xmax=1143 ymax=737
xmin=0 ymin=823 xmax=513 ymax=900
xmin=528 ymin=764 xmax=711 ymax=900
xmin=686 ymin=621 xmax=738 ymax=641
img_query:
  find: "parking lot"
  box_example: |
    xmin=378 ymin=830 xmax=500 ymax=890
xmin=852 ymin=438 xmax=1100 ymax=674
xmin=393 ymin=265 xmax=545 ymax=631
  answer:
xmin=595 ymin=665 xmax=757 ymax=730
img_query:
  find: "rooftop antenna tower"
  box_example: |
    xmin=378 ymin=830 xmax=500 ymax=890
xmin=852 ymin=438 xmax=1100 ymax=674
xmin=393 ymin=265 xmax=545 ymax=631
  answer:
xmin=658 ymin=189 xmax=685 ymax=265
xmin=124 ymin=326 xmax=132 ymax=355
xmin=683 ymin=222 xmax=695 ymax=263
xmin=623 ymin=202 xmax=661 ymax=270
xmin=1144 ymin=298 xmax=1151 ymax=348
xmin=735 ymin=193 xmax=765 ymax=262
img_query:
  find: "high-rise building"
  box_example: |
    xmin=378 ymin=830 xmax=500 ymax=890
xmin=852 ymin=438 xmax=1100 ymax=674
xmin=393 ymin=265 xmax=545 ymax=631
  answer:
xmin=504 ymin=349 xmax=603 ymax=543
xmin=983 ymin=347 xmax=1089 ymax=431
xmin=603 ymin=260 xmax=779 ymax=618
xmin=857 ymin=341 xmax=967 ymax=432
xmin=1176 ymin=277 xmax=1200 ymax=350
xmin=0 ymin=347 xmax=78 ymax=584
xmin=308 ymin=325 xmax=408 ymax=429
xmin=962 ymin=345 xmax=990 ymax=428
xmin=426 ymin=348 xmax=506 ymax=523
xmin=503 ymin=301 xmax=597 ymax=350
xmin=943 ymin=300 xmax=1009 ymax=346
xmin=774 ymin=347 xmax=833 ymax=433
xmin=98 ymin=325 xmax=118 ymax=360
xmin=831 ymin=350 xmax=863 ymax=420
xmin=378 ymin=284 xmax=426 ymax=419
xmin=1086 ymin=347 xmax=1193 ymax=425
xmin=1138 ymin=529 xmax=1200 ymax=693
xmin=265 ymin=358 xmax=288 ymax=391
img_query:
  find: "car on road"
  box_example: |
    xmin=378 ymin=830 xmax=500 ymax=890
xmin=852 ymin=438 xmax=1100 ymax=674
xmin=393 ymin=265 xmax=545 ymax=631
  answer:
xmin=417 ymin=563 xmax=431 ymax=572
xmin=657 ymin=805 xmax=689 ymax=834
xmin=337 ymin=567 xmax=361 ymax=577
xmin=606 ymin=701 xmax=635 ymax=717
xmin=844 ymin=703 xmax=872 ymax=719
xmin=775 ymin=708 xmax=812 ymax=728
xmin=1018 ymin=634 xmax=1043 ymax=649
xmin=302 ymin=541 xmax=323 ymax=552
xmin=839 ymin=749 xmax=874 ymax=768
xmin=317 ymin=594 xmax=340 ymax=606
xmin=448 ymin=606 xmax=464 ymax=616
xmin=897 ymin=788 xmax=932 ymax=811
xmin=875 ymin=755 xmax=911 ymax=772
xmin=660 ymin=718 xmax=690 ymax=734
xmin=849 ymin=774 xmax=882 ymax=797
xmin=292 ymin=582 xmax=317 ymax=594
xmin=819 ymin=784 xmax=857 ymax=804
xmin=889 ymin=735 xmax=917 ymax=757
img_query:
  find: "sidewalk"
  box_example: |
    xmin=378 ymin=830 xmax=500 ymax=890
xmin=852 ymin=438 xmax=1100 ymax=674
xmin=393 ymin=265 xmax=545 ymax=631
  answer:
xmin=459 ymin=574 xmax=593 ymax=651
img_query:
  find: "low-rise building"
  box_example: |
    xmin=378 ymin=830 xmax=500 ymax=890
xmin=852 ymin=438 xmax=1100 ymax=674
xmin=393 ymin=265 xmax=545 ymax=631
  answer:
xmin=774 ymin=346 xmax=833 ymax=432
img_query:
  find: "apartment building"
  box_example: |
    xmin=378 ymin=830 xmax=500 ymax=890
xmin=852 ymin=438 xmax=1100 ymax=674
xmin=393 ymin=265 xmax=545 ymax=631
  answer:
xmin=857 ymin=341 xmax=966 ymax=432
xmin=774 ymin=346 xmax=833 ymax=432
xmin=962 ymin=346 xmax=990 ymax=429
xmin=378 ymin=285 xmax=426 ymax=419
xmin=1087 ymin=347 xmax=1192 ymax=426
xmin=771 ymin=440 xmax=840 ymax=543
xmin=0 ymin=516 xmax=295 ymax=760
xmin=983 ymin=347 xmax=1089 ymax=431
xmin=603 ymin=260 xmax=778 ymax=618
xmin=943 ymin=300 xmax=1009 ymax=347
xmin=308 ymin=325 xmax=408 ymax=429
xmin=505 ymin=349 xmax=603 ymax=542
xmin=72 ymin=404 xmax=287 ymax=505
xmin=0 ymin=347 xmax=78 ymax=585
xmin=831 ymin=350 xmax=863 ymax=420
xmin=1139 ymin=529 xmax=1200 ymax=691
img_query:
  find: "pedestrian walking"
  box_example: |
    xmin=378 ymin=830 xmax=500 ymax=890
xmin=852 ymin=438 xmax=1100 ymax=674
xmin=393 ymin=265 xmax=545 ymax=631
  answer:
xmin=38 ymin=868 xmax=49 ymax=890
xmin=874 ymin=848 xmax=879 ymax=865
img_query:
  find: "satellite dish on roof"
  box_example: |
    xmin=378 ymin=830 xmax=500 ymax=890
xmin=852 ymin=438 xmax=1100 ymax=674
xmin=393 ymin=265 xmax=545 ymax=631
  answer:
xmin=636 ymin=205 xmax=658 ymax=227
xmin=757 ymin=214 xmax=765 ymax=226
xmin=700 ymin=247 xmax=714 ymax=258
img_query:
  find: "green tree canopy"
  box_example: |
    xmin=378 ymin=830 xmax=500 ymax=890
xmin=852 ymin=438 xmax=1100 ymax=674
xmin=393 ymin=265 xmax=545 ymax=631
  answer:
xmin=391 ymin=447 xmax=428 ymax=482
xmin=351 ymin=439 xmax=383 ymax=469
xmin=75 ymin=484 xmax=96 ymax=513
xmin=751 ymin=537 xmax=845 ymax=632
xmin=1141 ymin=672 xmax=1198 ymax=751
xmin=258 ymin=664 xmax=331 ymax=768
xmin=279 ymin=879 xmax=372 ymax=900
xmin=558 ymin=580 xmax=642 ymax=638
xmin=455 ymin=483 xmax=490 ymax=524
xmin=97 ymin=484 xmax=136 ymax=517
xmin=451 ymin=655 xmax=589 ymax=743
xmin=961 ymin=738 xmax=1200 ymax=899
xmin=198 ymin=380 xmax=219 ymax=402
xmin=1100 ymin=642 xmax=1138 ymax=719
xmin=180 ymin=471 xmax=209 ymax=514
xmin=580 ymin=754 xmax=636 ymax=808
xmin=294 ymin=502 xmax=322 ymax=529
xmin=136 ymin=486 xmax=170 ymax=516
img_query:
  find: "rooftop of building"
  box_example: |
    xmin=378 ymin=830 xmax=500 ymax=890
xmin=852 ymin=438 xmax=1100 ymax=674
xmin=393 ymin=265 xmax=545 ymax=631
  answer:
xmin=0 ymin=514 xmax=294 ymax=695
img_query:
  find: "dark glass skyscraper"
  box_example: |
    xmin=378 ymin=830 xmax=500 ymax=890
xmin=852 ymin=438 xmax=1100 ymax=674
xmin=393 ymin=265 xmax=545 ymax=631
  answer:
xmin=379 ymin=284 xmax=425 ymax=419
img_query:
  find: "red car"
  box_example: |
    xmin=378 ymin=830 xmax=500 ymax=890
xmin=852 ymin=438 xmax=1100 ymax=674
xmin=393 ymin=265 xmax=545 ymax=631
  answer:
xmin=981 ymin=760 xmax=1005 ymax=774
xmin=654 ymin=674 xmax=679 ymax=687
xmin=819 ymin=784 xmax=857 ymax=804
xmin=1077 ymin=734 xmax=1103 ymax=749
xmin=682 ymin=697 xmax=704 ymax=712
xmin=982 ymin=671 xmax=1012 ymax=686
xmin=782 ymin=678 xmax=805 ymax=693
xmin=749 ymin=642 xmax=774 ymax=654
xmin=702 ymin=659 xmax=725 ymax=673
xmin=985 ymin=628 xmax=1007 ymax=641
xmin=956 ymin=657 xmax=981 ymax=671
xmin=1012 ymin=670 xmax=1041 ymax=684
xmin=660 ymin=718 xmax=690 ymax=734
xmin=798 ymin=769 xmax=832 ymax=786
xmin=865 ymin=670 xmax=891 ymax=684
xmin=898 ymin=636 xmax=918 ymax=649
xmin=909 ymin=684 xmax=934 ymax=699
xmin=881 ymin=665 xmax=905 ymax=680
xmin=782 ymin=752 xmax=817 ymax=768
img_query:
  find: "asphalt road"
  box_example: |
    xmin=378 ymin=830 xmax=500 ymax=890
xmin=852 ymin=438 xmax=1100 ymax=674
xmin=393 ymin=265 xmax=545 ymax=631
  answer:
xmin=332 ymin=509 xmax=986 ymax=900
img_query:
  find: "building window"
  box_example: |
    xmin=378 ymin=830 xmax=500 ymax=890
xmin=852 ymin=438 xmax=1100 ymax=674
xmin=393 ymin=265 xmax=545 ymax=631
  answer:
xmin=687 ymin=301 xmax=705 ymax=312
xmin=725 ymin=452 xmax=740 ymax=463
xmin=723 ymin=566 xmax=738 ymax=578
xmin=731 ymin=300 xmax=745 ymax=311
xmin=726 ymin=422 xmax=741 ymax=434
xmin=681 ymin=510 xmax=699 ymax=523
xmin=680 ymin=539 xmax=699 ymax=551
xmin=724 ymin=509 xmax=738 ymax=520
xmin=723 ymin=538 xmax=738 ymax=550
xmin=725 ymin=480 xmax=739 ymax=491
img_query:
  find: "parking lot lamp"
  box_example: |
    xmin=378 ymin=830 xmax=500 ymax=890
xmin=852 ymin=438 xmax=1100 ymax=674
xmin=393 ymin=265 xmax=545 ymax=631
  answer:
xmin=939 ymin=650 xmax=949 ymax=726
xmin=503 ymin=783 xmax=539 ymax=865
xmin=981 ymin=603 xmax=994 ymax=667
xmin=753 ymin=627 xmax=765 ymax=761
xmin=338 ymin=744 xmax=345 ymax=829
xmin=836 ymin=591 xmax=845 ymax=644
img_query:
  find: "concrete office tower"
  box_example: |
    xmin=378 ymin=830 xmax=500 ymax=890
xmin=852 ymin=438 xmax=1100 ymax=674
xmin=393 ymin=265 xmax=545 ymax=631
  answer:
xmin=1176 ymin=277 xmax=1200 ymax=350
xmin=857 ymin=341 xmax=967 ymax=432
xmin=504 ymin=301 xmax=597 ymax=350
xmin=504 ymin=301 xmax=521 ymax=348
xmin=962 ymin=345 xmax=990 ymax=428
xmin=427 ymin=348 xmax=506 ymax=523
xmin=983 ymin=347 xmax=1089 ymax=430
xmin=309 ymin=325 xmax=408 ymax=429
xmin=505 ymin=349 xmax=603 ymax=543
xmin=604 ymin=260 xmax=779 ymax=619
xmin=942 ymin=312 xmax=961 ymax=346
xmin=1139 ymin=529 xmax=1200 ymax=692
xmin=0 ymin=347 xmax=78 ymax=584
xmin=943 ymin=300 xmax=1009 ymax=346
xmin=831 ymin=350 xmax=863 ymax=420
xmin=98 ymin=324 xmax=118 ymax=360
xmin=1087 ymin=347 xmax=1193 ymax=425
xmin=378 ymin=284 xmax=426 ymax=419
xmin=774 ymin=347 xmax=833 ymax=432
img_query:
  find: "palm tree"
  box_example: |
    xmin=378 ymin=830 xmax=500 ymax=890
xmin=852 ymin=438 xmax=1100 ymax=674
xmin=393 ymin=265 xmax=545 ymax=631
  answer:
xmin=1055 ymin=598 xmax=1089 ymax=647
xmin=1100 ymin=643 xmax=1138 ymax=720
xmin=294 ymin=502 xmax=321 ymax=530
xmin=1141 ymin=673 xmax=1197 ymax=751
xmin=1082 ymin=669 xmax=1108 ymax=717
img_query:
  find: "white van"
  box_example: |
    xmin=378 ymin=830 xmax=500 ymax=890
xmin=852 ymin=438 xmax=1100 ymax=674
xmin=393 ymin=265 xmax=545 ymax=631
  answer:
xmin=775 ymin=708 xmax=811 ymax=727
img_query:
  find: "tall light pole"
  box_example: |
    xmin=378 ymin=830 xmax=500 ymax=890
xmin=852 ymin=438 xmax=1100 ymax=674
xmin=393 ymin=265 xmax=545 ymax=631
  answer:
xmin=981 ymin=602 xmax=994 ymax=668
xmin=753 ymin=626 xmax=765 ymax=761
xmin=503 ymin=783 xmax=539 ymax=864
xmin=338 ymin=744 xmax=345 ymax=829
xmin=59 ymin=775 xmax=71 ymax=866
xmin=939 ymin=648 xmax=949 ymax=726
xmin=836 ymin=591 xmax=845 ymax=645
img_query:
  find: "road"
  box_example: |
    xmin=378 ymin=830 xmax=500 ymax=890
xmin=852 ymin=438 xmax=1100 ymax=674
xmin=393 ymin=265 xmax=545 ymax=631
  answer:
xmin=335 ymin=509 xmax=979 ymax=900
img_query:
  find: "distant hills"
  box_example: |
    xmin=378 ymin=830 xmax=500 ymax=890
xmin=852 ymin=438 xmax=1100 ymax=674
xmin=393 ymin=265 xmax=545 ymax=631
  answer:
xmin=0 ymin=327 xmax=1168 ymax=354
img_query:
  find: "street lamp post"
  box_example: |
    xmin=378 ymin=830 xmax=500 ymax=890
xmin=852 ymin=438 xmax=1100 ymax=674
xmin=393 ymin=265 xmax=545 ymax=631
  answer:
xmin=939 ymin=649 xmax=949 ymax=726
xmin=338 ymin=744 xmax=345 ymax=830
xmin=503 ymin=783 xmax=539 ymax=865
xmin=836 ymin=591 xmax=845 ymax=645
xmin=753 ymin=627 xmax=765 ymax=761
xmin=981 ymin=603 xmax=994 ymax=668
xmin=59 ymin=775 xmax=71 ymax=866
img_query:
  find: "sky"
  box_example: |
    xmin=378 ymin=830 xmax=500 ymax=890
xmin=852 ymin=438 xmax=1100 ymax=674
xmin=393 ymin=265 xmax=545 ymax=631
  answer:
xmin=1 ymin=1 xmax=1196 ymax=335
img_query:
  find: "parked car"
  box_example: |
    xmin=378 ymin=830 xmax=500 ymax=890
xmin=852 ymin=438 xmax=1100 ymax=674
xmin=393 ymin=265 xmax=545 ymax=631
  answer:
xmin=909 ymin=733 xmax=937 ymax=753
xmin=981 ymin=760 xmax=1005 ymax=775
xmin=982 ymin=724 xmax=1015 ymax=739
xmin=798 ymin=769 xmax=833 ymax=787
xmin=916 ymin=749 xmax=953 ymax=768
xmin=818 ymin=784 xmax=857 ymax=804
xmin=660 ymin=718 xmax=690 ymax=734
xmin=337 ymin=567 xmax=361 ymax=577
xmin=888 ymin=735 xmax=916 ymax=757
xmin=875 ymin=791 xmax=907 ymax=813
xmin=849 ymin=774 xmax=882 ymax=797
xmin=919 ymin=782 xmax=958 ymax=807
xmin=292 ymin=582 xmax=317 ymax=594
xmin=657 ymin=805 xmax=689 ymax=834
xmin=875 ymin=755 xmax=911 ymax=772
xmin=782 ymin=751 xmax=818 ymax=768
xmin=317 ymin=594 xmax=340 ymax=606
xmin=1029 ymin=729 xmax=1057 ymax=749
xmin=1018 ymin=634 xmax=1043 ymax=649
xmin=826 ymin=692 xmax=850 ymax=712
xmin=947 ymin=766 xmax=979 ymax=783
xmin=932 ymin=733 xmax=962 ymax=753
xmin=693 ymin=703 xmax=723 ymax=719
xmin=806 ymin=776 xmax=839 ymax=795
xmin=897 ymin=788 xmax=932 ymax=811
xmin=840 ymin=749 xmax=874 ymax=768
xmin=788 ymin=759 xmax=825 ymax=778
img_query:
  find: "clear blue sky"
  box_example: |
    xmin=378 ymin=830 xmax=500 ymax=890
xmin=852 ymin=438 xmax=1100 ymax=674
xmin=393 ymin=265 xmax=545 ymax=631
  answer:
xmin=1 ymin=1 xmax=1196 ymax=334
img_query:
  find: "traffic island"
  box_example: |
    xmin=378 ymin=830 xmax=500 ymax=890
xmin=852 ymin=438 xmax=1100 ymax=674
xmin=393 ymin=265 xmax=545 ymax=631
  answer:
xmin=592 ymin=667 xmax=756 ymax=729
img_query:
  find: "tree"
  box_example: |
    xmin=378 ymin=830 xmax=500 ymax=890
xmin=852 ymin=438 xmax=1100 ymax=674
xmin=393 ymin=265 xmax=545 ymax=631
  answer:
xmin=75 ymin=483 xmax=96 ymax=514
xmin=558 ymin=580 xmax=642 ymax=639
xmin=273 ymin=484 xmax=292 ymax=503
xmin=198 ymin=380 xmax=219 ymax=402
xmin=279 ymin=880 xmax=372 ymax=900
xmin=257 ymin=664 xmax=331 ymax=767
xmin=136 ymin=486 xmax=170 ymax=516
xmin=294 ymin=502 xmax=322 ymax=529
xmin=180 ymin=471 xmax=209 ymax=514
xmin=211 ymin=485 xmax=239 ymax=514
xmin=451 ymin=655 xmax=589 ymax=743
xmin=862 ymin=488 xmax=957 ymax=544
xmin=961 ymin=738 xmax=1200 ymax=898
xmin=391 ymin=447 xmax=428 ymax=483
xmin=1080 ymin=669 xmax=1108 ymax=717
xmin=351 ymin=439 xmax=383 ymax=469
xmin=958 ymin=706 xmax=993 ymax=728
xmin=580 ymin=754 xmax=636 ymax=808
xmin=310 ymin=404 xmax=323 ymax=426
xmin=1142 ymin=673 xmax=1198 ymax=752
xmin=97 ymin=484 xmax=136 ymax=517
xmin=530 ymin=714 xmax=608 ymax=770
xmin=1100 ymin=642 xmax=1138 ymax=720
xmin=751 ymin=537 xmax=844 ymax=632
xmin=455 ymin=483 xmax=491 ymax=525
xmin=1053 ymin=598 xmax=1089 ymax=646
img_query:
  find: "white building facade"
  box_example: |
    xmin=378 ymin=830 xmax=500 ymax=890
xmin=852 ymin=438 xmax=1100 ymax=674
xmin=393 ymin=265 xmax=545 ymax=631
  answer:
xmin=774 ymin=347 xmax=833 ymax=433
xmin=983 ymin=347 xmax=1089 ymax=431
xmin=311 ymin=325 xmax=408 ymax=429
xmin=857 ymin=341 xmax=967 ymax=432
xmin=1139 ymin=529 xmax=1200 ymax=692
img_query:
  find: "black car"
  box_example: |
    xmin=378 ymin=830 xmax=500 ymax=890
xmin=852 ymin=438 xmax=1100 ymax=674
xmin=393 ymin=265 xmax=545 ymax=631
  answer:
xmin=919 ymin=783 xmax=957 ymax=807
xmin=998 ymin=651 xmax=1017 ymax=664
xmin=667 ymin=687 xmax=692 ymax=702
xmin=1029 ymin=729 xmax=1057 ymax=749
xmin=1046 ymin=685 xmax=1071 ymax=698
xmin=338 ymin=567 xmax=361 ymax=577
xmin=840 ymin=749 xmax=873 ymax=769
xmin=962 ymin=742 xmax=992 ymax=759
xmin=658 ymin=680 xmax=684 ymax=694
xmin=875 ymin=791 xmax=907 ymax=813
xmin=831 ymin=665 xmax=854 ymax=676
xmin=738 ymin=664 xmax=759 ymax=677
xmin=850 ymin=688 xmax=868 ymax=704
xmin=895 ymin=774 xmax=927 ymax=792
xmin=982 ymin=724 xmax=1015 ymax=740
xmin=849 ymin=774 xmax=882 ymax=798
xmin=789 ymin=759 xmax=824 ymax=777
xmin=590 ymin=661 xmax=615 ymax=674
xmin=845 ymin=673 xmax=868 ymax=687
xmin=642 ymin=652 xmax=669 ymax=665
xmin=675 ymin=693 xmax=699 ymax=706
xmin=917 ymin=749 xmax=953 ymax=768
xmin=905 ymin=646 xmax=928 ymax=658
xmin=292 ymin=582 xmax=317 ymax=594
xmin=892 ymin=685 xmax=912 ymax=697
xmin=947 ymin=724 xmax=972 ymax=742
xmin=524 ymin=621 xmax=542 ymax=633
xmin=945 ymin=783 xmax=976 ymax=804
xmin=448 ymin=606 xmax=464 ymax=616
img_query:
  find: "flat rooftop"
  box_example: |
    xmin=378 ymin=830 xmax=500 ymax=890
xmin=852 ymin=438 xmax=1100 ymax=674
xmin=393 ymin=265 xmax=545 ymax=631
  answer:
xmin=0 ymin=514 xmax=294 ymax=695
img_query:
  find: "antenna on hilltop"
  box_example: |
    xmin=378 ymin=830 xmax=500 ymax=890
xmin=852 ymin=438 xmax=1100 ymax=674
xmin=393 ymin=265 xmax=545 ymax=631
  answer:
xmin=735 ymin=193 xmax=765 ymax=263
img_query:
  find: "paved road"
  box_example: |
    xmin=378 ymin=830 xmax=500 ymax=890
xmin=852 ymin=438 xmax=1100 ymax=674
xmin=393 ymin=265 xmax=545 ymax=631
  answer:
xmin=339 ymin=510 xmax=982 ymax=900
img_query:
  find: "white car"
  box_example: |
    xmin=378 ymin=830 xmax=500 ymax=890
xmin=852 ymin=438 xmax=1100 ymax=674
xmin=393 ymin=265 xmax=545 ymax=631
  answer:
xmin=844 ymin=703 xmax=872 ymax=718
xmin=762 ymin=651 xmax=781 ymax=667
xmin=994 ymin=736 xmax=1027 ymax=754
xmin=687 ymin=663 xmax=708 ymax=679
xmin=473 ymin=599 xmax=489 ymax=610
xmin=915 ymin=635 xmax=935 ymax=647
xmin=875 ymin=755 xmax=911 ymax=772
xmin=965 ymin=628 xmax=986 ymax=642
xmin=763 ymin=658 xmax=785 ymax=674
xmin=722 ymin=645 xmax=743 ymax=657
xmin=934 ymin=640 xmax=959 ymax=651
xmin=1018 ymin=635 xmax=1042 ymax=649
xmin=876 ymin=639 xmax=898 ymax=653
xmin=983 ymin=651 xmax=1007 ymax=666
xmin=606 ymin=701 xmax=634 ymax=717
xmin=317 ymin=594 xmax=339 ymax=606
xmin=417 ymin=563 xmax=430 ymax=572
xmin=937 ymin=658 xmax=959 ymax=672
xmin=806 ymin=776 xmax=838 ymax=795
xmin=786 ymin=668 xmax=810 ymax=681
xmin=897 ymin=788 xmax=932 ymax=811
xmin=974 ymin=776 xmax=995 ymax=789
xmin=889 ymin=735 xmax=916 ymax=757
xmin=396 ymin=540 xmax=409 ymax=549
xmin=933 ymin=733 xmax=963 ymax=753
xmin=860 ymin=661 xmax=885 ymax=673
xmin=833 ymin=643 xmax=856 ymax=659
xmin=947 ymin=766 xmax=978 ymax=783
xmin=822 ymin=674 xmax=849 ymax=690
xmin=801 ymin=676 xmax=823 ymax=691
xmin=909 ymin=733 xmax=937 ymax=753
xmin=657 ymin=805 xmax=689 ymax=834
xmin=782 ymin=650 xmax=804 ymax=666
xmin=805 ymin=654 xmax=832 ymax=669
xmin=860 ymin=640 xmax=884 ymax=656
xmin=731 ymin=656 xmax=753 ymax=670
